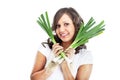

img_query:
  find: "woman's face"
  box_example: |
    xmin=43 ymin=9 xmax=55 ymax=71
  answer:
xmin=55 ymin=14 xmax=75 ymax=43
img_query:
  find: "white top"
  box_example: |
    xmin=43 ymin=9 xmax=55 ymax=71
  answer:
xmin=38 ymin=43 xmax=93 ymax=80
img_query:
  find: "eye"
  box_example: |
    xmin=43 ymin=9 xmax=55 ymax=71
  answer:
xmin=56 ymin=24 xmax=60 ymax=29
xmin=64 ymin=23 xmax=69 ymax=26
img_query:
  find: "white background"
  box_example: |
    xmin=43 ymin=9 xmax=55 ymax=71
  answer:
xmin=0 ymin=0 xmax=120 ymax=80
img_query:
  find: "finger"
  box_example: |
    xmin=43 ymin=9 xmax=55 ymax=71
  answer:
xmin=52 ymin=43 xmax=61 ymax=51
xmin=57 ymin=58 xmax=64 ymax=64
xmin=52 ymin=43 xmax=59 ymax=49
xmin=65 ymin=48 xmax=75 ymax=54
xmin=65 ymin=51 xmax=75 ymax=59
xmin=65 ymin=53 xmax=69 ymax=57
xmin=56 ymin=49 xmax=63 ymax=56
xmin=69 ymin=48 xmax=75 ymax=53
xmin=64 ymin=48 xmax=71 ymax=54
xmin=53 ymin=46 xmax=63 ymax=54
xmin=52 ymin=56 xmax=61 ymax=62
xmin=64 ymin=48 xmax=68 ymax=53
xmin=53 ymin=46 xmax=63 ymax=55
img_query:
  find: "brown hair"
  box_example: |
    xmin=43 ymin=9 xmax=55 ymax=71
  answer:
xmin=44 ymin=7 xmax=86 ymax=54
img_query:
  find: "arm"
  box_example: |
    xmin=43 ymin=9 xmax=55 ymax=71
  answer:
xmin=60 ymin=60 xmax=75 ymax=80
xmin=76 ymin=64 xmax=93 ymax=80
xmin=30 ymin=51 xmax=51 ymax=80
xmin=59 ymin=48 xmax=76 ymax=80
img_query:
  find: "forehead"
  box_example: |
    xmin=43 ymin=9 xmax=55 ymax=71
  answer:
xmin=58 ymin=14 xmax=72 ymax=23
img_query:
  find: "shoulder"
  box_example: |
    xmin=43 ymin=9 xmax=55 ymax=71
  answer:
xmin=79 ymin=49 xmax=91 ymax=54
xmin=76 ymin=49 xmax=92 ymax=57
xmin=38 ymin=41 xmax=51 ymax=57
xmin=78 ymin=49 xmax=92 ymax=57
xmin=74 ymin=49 xmax=93 ymax=65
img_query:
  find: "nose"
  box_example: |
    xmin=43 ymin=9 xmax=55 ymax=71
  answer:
xmin=59 ymin=26 xmax=65 ymax=32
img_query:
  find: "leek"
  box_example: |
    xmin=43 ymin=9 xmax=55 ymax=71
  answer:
xmin=37 ymin=12 xmax=66 ymax=60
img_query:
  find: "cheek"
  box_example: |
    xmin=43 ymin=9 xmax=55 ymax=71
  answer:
xmin=70 ymin=28 xmax=75 ymax=35
xmin=72 ymin=31 xmax=75 ymax=37
xmin=55 ymin=30 xmax=59 ymax=35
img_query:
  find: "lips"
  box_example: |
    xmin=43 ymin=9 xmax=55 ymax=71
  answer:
xmin=60 ymin=33 xmax=69 ymax=38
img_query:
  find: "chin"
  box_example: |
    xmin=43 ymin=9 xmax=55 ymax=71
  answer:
xmin=61 ymin=39 xmax=71 ymax=42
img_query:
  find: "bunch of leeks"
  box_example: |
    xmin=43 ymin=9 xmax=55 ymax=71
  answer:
xmin=37 ymin=12 xmax=66 ymax=61
xmin=37 ymin=12 xmax=105 ymax=63
xmin=69 ymin=17 xmax=105 ymax=49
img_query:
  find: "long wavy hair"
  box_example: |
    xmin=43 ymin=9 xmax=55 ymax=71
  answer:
xmin=43 ymin=7 xmax=86 ymax=54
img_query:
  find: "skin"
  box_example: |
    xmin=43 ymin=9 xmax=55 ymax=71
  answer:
xmin=55 ymin=14 xmax=75 ymax=47
xmin=31 ymin=14 xmax=93 ymax=80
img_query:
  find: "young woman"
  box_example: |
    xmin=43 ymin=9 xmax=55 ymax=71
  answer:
xmin=31 ymin=7 xmax=93 ymax=80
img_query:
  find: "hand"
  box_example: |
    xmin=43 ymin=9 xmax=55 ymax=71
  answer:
xmin=51 ymin=43 xmax=64 ymax=63
xmin=52 ymin=43 xmax=63 ymax=57
xmin=64 ymin=48 xmax=75 ymax=59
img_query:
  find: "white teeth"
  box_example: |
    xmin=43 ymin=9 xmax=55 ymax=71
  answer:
xmin=61 ymin=34 xmax=66 ymax=36
xmin=60 ymin=33 xmax=67 ymax=37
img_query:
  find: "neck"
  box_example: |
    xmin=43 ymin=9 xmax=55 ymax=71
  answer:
xmin=61 ymin=42 xmax=72 ymax=50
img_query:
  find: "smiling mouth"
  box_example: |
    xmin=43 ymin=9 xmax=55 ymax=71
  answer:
xmin=60 ymin=33 xmax=69 ymax=38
